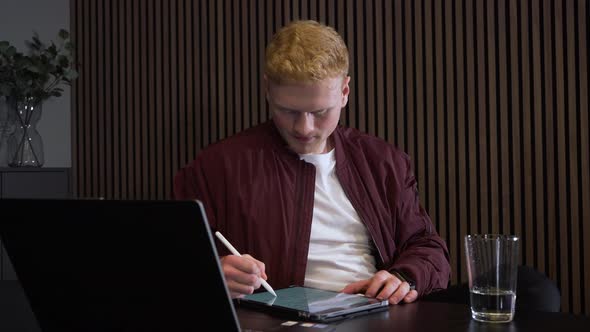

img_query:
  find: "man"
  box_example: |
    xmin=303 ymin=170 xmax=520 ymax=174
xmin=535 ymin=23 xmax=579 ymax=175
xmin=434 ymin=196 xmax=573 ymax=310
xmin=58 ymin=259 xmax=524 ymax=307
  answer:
xmin=174 ymin=20 xmax=450 ymax=305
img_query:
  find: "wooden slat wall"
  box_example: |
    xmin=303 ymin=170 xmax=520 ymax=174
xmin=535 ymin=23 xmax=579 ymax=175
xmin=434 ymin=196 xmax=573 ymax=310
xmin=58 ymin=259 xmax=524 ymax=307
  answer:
xmin=71 ymin=0 xmax=590 ymax=314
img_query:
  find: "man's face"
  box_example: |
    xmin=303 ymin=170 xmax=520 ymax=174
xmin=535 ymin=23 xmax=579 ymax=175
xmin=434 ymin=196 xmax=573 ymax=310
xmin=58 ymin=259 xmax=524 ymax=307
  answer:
xmin=266 ymin=76 xmax=350 ymax=155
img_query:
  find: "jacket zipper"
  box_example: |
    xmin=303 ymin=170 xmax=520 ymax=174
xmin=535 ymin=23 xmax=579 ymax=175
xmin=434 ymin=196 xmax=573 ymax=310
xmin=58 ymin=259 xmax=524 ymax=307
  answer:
xmin=337 ymin=170 xmax=386 ymax=266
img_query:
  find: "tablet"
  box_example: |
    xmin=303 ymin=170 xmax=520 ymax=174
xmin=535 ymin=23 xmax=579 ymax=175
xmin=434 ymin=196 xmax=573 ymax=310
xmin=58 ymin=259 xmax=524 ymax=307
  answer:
xmin=236 ymin=286 xmax=389 ymax=323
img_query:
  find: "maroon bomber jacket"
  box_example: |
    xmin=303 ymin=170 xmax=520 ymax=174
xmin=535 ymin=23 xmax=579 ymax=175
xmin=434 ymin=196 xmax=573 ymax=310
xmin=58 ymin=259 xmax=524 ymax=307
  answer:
xmin=173 ymin=120 xmax=451 ymax=296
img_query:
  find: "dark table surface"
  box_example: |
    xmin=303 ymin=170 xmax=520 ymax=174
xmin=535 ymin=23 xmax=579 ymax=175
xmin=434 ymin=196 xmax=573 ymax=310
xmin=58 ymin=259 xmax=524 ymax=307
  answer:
xmin=237 ymin=299 xmax=590 ymax=332
xmin=1 ymin=281 xmax=589 ymax=331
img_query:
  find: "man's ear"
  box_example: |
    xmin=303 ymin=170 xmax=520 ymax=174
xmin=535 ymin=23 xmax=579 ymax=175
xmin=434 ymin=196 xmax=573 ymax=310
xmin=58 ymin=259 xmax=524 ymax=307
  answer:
xmin=341 ymin=76 xmax=351 ymax=107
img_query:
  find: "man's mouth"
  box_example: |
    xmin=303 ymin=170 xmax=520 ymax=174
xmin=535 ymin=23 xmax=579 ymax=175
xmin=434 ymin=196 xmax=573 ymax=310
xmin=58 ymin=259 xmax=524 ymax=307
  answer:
xmin=293 ymin=135 xmax=313 ymax=143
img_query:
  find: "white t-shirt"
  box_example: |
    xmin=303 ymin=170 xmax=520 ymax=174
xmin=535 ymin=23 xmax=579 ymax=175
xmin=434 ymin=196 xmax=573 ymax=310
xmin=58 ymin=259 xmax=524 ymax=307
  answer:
xmin=300 ymin=149 xmax=377 ymax=292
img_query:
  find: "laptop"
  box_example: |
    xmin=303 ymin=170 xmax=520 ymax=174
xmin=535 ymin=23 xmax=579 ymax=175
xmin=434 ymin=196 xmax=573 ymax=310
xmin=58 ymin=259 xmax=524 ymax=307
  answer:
xmin=0 ymin=198 xmax=241 ymax=332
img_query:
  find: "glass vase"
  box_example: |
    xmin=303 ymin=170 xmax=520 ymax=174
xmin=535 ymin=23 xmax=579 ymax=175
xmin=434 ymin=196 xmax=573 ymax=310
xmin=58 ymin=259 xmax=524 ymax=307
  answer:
xmin=0 ymin=97 xmax=13 ymax=166
xmin=6 ymin=96 xmax=44 ymax=167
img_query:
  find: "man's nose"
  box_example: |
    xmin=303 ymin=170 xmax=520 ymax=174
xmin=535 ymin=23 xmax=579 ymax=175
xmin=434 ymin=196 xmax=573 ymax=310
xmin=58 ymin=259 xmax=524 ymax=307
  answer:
xmin=294 ymin=113 xmax=313 ymax=136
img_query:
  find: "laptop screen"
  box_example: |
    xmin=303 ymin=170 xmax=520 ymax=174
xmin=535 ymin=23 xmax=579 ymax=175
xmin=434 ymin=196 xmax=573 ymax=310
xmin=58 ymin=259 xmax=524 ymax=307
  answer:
xmin=0 ymin=198 xmax=241 ymax=332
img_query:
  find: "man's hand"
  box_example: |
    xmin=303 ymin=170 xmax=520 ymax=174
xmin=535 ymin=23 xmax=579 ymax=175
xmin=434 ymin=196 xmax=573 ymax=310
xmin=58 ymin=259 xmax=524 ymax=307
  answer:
xmin=340 ymin=270 xmax=418 ymax=305
xmin=219 ymin=254 xmax=268 ymax=299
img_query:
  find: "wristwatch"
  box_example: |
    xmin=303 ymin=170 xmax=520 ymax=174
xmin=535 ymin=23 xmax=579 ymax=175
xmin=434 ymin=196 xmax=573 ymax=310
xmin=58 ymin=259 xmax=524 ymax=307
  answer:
xmin=391 ymin=269 xmax=416 ymax=291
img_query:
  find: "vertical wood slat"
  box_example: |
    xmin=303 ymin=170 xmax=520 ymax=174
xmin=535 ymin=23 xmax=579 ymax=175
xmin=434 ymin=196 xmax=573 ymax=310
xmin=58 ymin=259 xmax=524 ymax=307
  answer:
xmin=384 ymin=0 xmax=394 ymax=148
xmin=97 ymin=0 xmax=105 ymax=199
xmin=155 ymin=0 xmax=163 ymax=199
xmin=507 ymin=0 xmax=522 ymax=271
xmin=84 ymin=0 xmax=92 ymax=196
xmin=146 ymin=0 xmax=154 ymax=199
xmin=104 ymin=0 xmax=113 ymax=199
xmin=565 ymin=0 xmax=580 ymax=313
xmin=541 ymin=0 xmax=555 ymax=290
xmin=140 ymin=0 xmax=149 ymax=198
xmin=521 ymin=0 xmax=535 ymax=270
xmin=177 ymin=0 xmax=186 ymax=174
xmin=464 ymin=0 xmax=478 ymax=248
xmin=195 ymin=0 xmax=202 ymax=145
xmin=112 ymin=0 xmax=121 ymax=199
xmin=414 ymin=0 xmax=425 ymax=220
xmin=132 ymin=0 xmax=141 ymax=199
xmin=579 ymin=0 xmax=590 ymax=314
xmin=434 ymin=0 xmax=448 ymax=275
xmin=71 ymin=0 xmax=78 ymax=197
xmin=123 ymin=0 xmax=132 ymax=199
xmin=552 ymin=0 xmax=568 ymax=310
xmin=446 ymin=2 xmax=463 ymax=283
xmin=452 ymin=2 xmax=469 ymax=281
xmin=71 ymin=0 xmax=590 ymax=315
xmin=497 ymin=0 xmax=509 ymax=238
xmin=423 ymin=0 xmax=433 ymax=258
xmin=394 ymin=0 xmax=405 ymax=159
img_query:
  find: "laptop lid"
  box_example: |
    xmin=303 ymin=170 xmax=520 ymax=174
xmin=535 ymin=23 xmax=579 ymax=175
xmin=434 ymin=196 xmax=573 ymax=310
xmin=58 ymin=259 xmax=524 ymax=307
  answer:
xmin=0 ymin=198 xmax=241 ymax=332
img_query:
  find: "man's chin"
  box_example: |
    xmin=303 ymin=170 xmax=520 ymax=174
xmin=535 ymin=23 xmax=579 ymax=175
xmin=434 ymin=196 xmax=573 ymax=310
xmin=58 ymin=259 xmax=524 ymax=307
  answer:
xmin=287 ymin=142 xmax=314 ymax=155
xmin=290 ymin=144 xmax=324 ymax=155
xmin=289 ymin=147 xmax=309 ymax=155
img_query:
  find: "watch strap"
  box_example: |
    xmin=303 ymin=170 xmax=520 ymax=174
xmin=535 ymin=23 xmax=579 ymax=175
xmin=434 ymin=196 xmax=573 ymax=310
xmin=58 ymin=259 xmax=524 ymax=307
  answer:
xmin=391 ymin=269 xmax=416 ymax=291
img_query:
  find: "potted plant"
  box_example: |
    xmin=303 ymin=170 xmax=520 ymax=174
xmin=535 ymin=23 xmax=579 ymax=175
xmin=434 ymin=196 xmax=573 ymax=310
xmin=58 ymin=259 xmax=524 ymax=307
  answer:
xmin=0 ymin=29 xmax=78 ymax=167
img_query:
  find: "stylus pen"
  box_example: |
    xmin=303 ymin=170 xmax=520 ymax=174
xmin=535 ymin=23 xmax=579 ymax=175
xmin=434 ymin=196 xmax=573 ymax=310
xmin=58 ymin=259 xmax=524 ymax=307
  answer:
xmin=214 ymin=231 xmax=278 ymax=297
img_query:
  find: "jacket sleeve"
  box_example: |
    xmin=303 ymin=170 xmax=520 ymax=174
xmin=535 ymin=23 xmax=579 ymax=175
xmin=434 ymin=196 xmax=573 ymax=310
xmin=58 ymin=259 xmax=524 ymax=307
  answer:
xmin=173 ymin=159 xmax=219 ymax=231
xmin=389 ymin=156 xmax=451 ymax=296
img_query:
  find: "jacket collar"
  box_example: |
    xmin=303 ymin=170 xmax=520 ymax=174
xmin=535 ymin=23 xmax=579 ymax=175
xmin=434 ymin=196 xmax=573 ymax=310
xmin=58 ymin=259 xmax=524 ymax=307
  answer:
xmin=264 ymin=119 xmax=349 ymax=168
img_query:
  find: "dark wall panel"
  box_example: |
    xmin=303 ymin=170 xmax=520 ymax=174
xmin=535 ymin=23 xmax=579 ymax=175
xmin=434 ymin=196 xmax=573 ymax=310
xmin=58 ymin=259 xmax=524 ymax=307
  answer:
xmin=71 ymin=0 xmax=590 ymax=314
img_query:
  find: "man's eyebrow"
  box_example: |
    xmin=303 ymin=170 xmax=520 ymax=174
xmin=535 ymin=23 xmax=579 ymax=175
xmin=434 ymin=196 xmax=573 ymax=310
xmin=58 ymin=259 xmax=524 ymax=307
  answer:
xmin=276 ymin=105 xmax=330 ymax=113
xmin=276 ymin=105 xmax=298 ymax=112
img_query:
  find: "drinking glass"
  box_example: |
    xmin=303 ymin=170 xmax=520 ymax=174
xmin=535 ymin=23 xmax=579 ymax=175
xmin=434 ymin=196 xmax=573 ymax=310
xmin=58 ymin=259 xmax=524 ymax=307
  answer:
xmin=465 ymin=234 xmax=519 ymax=323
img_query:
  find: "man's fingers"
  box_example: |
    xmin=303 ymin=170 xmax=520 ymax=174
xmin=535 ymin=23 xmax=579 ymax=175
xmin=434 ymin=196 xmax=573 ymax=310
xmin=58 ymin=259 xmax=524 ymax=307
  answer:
xmin=223 ymin=255 xmax=261 ymax=275
xmin=230 ymin=292 xmax=245 ymax=299
xmin=220 ymin=255 xmax=264 ymax=298
xmin=388 ymin=282 xmax=411 ymax=305
xmin=242 ymin=254 xmax=268 ymax=279
xmin=402 ymin=290 xmax=419 ymax=303
xmin=362 ymin=272 xmax=402 ymax=300
xmin=224 ymin=264 xmax=262 ymax=286
xmin=226 ymin=280 xmax=254 ymax=297
xmin=340 ymin=280 xmax=369 ymax=294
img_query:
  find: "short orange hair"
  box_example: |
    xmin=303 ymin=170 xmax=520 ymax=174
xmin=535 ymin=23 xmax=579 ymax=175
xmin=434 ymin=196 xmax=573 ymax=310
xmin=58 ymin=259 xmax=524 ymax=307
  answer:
xmin=264 ymin=20 xmax=349 ymax=84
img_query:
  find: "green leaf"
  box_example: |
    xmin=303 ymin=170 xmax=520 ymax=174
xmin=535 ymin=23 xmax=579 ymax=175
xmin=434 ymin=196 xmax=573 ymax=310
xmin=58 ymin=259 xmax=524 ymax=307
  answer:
xmin=59 ymin=29 xmax=69 ymax=40
xmin=6 ymin=46 xmax=17 ymax=57
xmin=64 ymin=69 xmax=78 ymax=80
xmin=47 ymin=44 xmax=58 ymax=56
xmin=26 ymin=64 xmax=41 ymax=73
xmin=24 ymin=40 xmax=37 ymax=51
xmin=32 ymin=35 xmax=42 ymax=47
xmin=58 ymin=55 xmax=69 ymax=67
xmin=2 ymin=29 xmax=77 ymax=102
